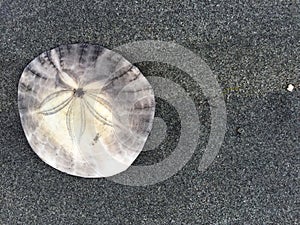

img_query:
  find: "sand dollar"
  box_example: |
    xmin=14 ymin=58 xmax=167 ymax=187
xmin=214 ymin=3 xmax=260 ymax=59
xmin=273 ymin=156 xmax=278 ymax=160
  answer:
xmin=18 ymin=43 xmax=155 ymax=178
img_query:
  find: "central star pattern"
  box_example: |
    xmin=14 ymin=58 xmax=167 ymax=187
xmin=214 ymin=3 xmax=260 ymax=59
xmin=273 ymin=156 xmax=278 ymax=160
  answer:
xmin=38 ymin=70 xmax=113 ymax=144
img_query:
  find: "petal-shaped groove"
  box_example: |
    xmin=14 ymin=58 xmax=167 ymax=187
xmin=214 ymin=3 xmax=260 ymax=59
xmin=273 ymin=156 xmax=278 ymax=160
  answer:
xmin=66 ymin=99 xmax=75 ymax=144
xmin=57 ymin=71 xmax=79 ymax=89
xmin=83 ymin=95 xmax=113 ymax=126
xmin=39 ymin=90 xmax=73 ymax=115
xmin=66 ymin=98 xmax=86 ymax=145
xmin=79 ymin=99 xmax=86 ymax=139
xmin=85 ymin=92 xmax=112 ymax=112
xmin=83 ymin=80 xmax=107 ymax=91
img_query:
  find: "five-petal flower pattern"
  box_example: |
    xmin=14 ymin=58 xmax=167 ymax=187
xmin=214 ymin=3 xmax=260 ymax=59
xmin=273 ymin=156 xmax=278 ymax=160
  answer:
xmin=38 ymin=71 xmax=113 ymax=144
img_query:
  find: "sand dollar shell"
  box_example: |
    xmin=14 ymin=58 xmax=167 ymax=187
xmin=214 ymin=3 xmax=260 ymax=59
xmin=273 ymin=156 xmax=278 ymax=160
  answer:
xmin=18 ymin=43 xmax=155 ymax=178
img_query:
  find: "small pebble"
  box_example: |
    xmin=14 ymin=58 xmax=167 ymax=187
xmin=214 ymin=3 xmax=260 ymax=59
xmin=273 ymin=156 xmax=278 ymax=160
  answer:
xmin=287 ymin=84 xmax=294 ymax=92
xmin=237 ymin=127 xmax=244 ymax=135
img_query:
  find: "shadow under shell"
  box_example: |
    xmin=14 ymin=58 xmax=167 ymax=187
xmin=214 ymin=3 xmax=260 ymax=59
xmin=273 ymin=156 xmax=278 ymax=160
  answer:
xmin=18 ymin=43 xmax=155 ymax=178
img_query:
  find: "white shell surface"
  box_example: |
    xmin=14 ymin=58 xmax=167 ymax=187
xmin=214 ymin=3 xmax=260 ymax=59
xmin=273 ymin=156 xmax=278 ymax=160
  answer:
xmin=18 ymin=44 xmax=155 ymax=178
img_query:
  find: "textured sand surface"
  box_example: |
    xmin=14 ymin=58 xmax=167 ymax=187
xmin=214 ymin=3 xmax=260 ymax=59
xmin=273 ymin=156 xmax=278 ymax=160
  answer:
xmin=0 ymin=1 xmax=299 ymax=224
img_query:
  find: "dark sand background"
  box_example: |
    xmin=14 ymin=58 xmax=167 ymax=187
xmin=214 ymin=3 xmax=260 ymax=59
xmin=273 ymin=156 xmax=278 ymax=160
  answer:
xmin=0 ymin=0 xmax=299 ymax=224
